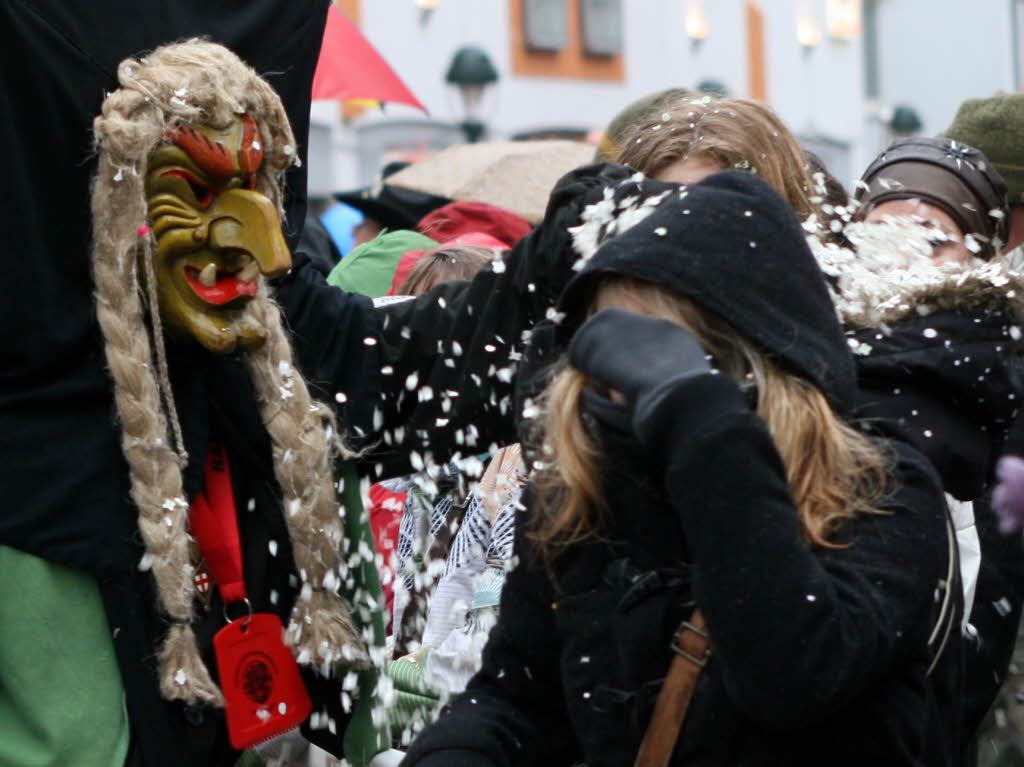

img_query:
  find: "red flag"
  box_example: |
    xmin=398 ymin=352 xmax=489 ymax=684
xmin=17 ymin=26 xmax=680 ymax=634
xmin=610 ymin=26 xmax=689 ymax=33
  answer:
xmin=312 ymin=5 xmax=426 ymax=112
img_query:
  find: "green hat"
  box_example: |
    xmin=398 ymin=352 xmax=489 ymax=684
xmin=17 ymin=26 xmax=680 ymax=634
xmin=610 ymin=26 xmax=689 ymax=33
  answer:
xmin=943 ymin=93 xmax=1024 ymax=205
xmin=326 ymin=229 xmax=438 ymax=298
xmin=594 ymin=87 xmax=690 ymax=162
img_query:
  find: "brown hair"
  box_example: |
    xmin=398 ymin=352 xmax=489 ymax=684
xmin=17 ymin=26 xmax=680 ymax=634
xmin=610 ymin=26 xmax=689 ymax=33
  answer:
xmin=531 ymin=278 xmax=887 ymax=561
xmin=90 ymin=39 xmax=367 ymax=706
xmin=615 ymin=96 xmax=821 ymax=221
xmin=398 ymin=244 xmax=493 ymax=295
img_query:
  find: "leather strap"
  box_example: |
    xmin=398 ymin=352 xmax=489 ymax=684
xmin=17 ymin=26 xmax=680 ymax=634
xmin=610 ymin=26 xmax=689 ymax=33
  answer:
xmin=633 ymin=610 xmax=710 ymax=767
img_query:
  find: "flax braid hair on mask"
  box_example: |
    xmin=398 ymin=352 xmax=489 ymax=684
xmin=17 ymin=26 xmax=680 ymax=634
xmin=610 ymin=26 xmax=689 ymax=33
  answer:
xmin=91 ymin=39 xmax=367 ymax=707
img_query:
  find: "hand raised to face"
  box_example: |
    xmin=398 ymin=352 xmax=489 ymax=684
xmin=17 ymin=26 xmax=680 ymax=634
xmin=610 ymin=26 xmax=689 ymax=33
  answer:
xmin=569 ymin=307 xmax=715 ymax=445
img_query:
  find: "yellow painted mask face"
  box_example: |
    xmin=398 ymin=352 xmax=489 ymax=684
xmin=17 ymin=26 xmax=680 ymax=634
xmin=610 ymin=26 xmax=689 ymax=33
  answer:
xmin=144 ymin=115 xmax=291 ymax=353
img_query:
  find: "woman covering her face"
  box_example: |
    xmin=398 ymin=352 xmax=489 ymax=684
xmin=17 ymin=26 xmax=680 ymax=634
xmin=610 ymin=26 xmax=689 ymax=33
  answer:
xmin=402 ymin=171 xmax=962 ymax=766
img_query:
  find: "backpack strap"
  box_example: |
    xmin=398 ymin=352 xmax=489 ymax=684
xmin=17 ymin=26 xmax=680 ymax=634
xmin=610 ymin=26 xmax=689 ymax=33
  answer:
xmin=633 ymin=610 xmax=710 ymax=767
xmin=926 ymin=509 xmax=959 ymax=677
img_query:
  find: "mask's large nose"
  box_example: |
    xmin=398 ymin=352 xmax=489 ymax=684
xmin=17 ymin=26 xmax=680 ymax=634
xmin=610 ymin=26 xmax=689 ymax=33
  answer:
xmin=208 ymin=189 xmax=291 ymax=277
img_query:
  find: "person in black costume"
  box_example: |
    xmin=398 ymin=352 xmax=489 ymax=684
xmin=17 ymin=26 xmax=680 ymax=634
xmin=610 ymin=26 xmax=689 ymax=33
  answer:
xmin=0 ymin=6 xmax=633 ymax=765
xmin=403 ymin=170 xmax=962 ymax=767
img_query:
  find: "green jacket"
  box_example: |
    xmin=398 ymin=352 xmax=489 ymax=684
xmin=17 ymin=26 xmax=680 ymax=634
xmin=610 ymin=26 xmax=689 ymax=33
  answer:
xmin=0 ymin=544 xmax=130 ymax=767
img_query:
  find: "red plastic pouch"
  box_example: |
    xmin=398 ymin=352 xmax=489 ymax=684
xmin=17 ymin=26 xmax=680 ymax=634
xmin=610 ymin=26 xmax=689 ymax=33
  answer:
xmin=214 ymin=612 xmax=313 ymax=749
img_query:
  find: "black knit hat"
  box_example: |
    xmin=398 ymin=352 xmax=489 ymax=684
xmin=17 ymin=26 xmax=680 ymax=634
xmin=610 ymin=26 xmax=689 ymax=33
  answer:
xmin=335 ymin=161 xmax=450 ymax=231
xmin=559 ymin=169 xmax=857 ymax=415
xmin=855 ymin=137 xmax=1010 ymax=258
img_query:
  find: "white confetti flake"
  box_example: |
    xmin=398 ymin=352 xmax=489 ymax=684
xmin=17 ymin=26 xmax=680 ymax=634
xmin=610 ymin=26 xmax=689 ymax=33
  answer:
xmin=545 ymin=307 xmax=567 ymax=324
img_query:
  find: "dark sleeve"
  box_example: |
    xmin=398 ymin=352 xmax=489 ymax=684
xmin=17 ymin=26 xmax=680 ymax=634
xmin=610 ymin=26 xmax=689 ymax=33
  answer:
xmin=271 ymin=252 xmax=384 ymax=445
xmin=656 ymin=373 xmax=950 ymax=729
xmin=367 ymin=163 xmax=636 ymax=478
xmin=402 ymin=512 xmax=579 ymax=767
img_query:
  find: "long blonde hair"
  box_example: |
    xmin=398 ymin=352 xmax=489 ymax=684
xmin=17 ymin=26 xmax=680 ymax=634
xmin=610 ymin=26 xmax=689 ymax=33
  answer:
xmin=90 ymin=39 xmax=367 ymax=706
xmin=615 ymin=96 xmax=820 ymax=221
xmin=532 ymin=278 xmax=887 ymax=559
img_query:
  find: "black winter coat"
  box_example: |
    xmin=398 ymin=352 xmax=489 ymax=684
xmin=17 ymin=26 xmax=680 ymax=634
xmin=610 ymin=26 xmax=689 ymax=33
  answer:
xmin=853 ymin=308 xmax=1023 ymax=502
xmin=403 ymin=371 xmax=957 ymax=767
xmin=851 ymin=307 xmax=1024 ymax=740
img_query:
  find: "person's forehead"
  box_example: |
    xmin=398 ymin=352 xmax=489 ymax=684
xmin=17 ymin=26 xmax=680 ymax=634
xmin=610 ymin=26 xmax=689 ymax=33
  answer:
xmin=866 ymin=198 xmax=962 ymax=234
xmin=655 ymin=154 xmax=724 ymax=185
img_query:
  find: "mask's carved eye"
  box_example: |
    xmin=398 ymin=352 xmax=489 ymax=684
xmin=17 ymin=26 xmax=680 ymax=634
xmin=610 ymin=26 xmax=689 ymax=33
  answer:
xmin=188 ymin=179 xmax=215 ymax=207
xmin=160 ymin=170 xmax=215 ymax=207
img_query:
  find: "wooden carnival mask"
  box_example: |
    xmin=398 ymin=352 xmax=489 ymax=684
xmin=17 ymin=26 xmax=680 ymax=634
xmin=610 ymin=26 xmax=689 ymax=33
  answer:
xmin=144 ymin=115 xmax=290 ymax=352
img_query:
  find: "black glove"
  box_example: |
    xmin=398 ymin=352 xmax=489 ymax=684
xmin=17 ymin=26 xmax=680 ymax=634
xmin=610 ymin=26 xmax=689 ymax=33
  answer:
xmin=568 ymin=308 xmax=713 ymax=446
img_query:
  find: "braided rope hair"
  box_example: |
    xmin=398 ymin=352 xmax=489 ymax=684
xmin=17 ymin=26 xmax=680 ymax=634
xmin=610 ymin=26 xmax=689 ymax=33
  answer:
xmin=90 ymin=38 xmax=368 ymax=707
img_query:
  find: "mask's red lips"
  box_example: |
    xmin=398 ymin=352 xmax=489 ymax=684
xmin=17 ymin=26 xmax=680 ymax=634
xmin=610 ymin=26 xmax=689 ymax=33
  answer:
xmin=184 ymin=266 xmax=257 ymax=305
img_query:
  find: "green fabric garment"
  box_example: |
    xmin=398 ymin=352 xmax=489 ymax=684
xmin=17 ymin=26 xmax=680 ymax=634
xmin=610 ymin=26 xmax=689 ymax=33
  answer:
xmin=943 ymin=92 xmax=1024 ymax=204
xmin=0 ymin=545 xmax=130 ymax=767
xmin=336 ymin=461 xmax=392 ymax=766
xmin=326 ymin=230 xmax=437 ymax=298
xmin=385 ymin=650 xmax=442 ymax=735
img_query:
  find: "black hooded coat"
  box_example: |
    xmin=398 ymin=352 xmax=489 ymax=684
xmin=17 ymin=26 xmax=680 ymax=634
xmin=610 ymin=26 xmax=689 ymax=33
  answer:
xmin=403 ymin=172 xmax=961 ymax=767
xmin=851 ymin=303 xmax=1024 ymax=740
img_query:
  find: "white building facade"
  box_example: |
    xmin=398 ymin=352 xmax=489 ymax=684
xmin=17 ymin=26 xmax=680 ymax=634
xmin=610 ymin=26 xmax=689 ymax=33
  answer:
xmin=310 ymin=0 xmax=1024 ymax=196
